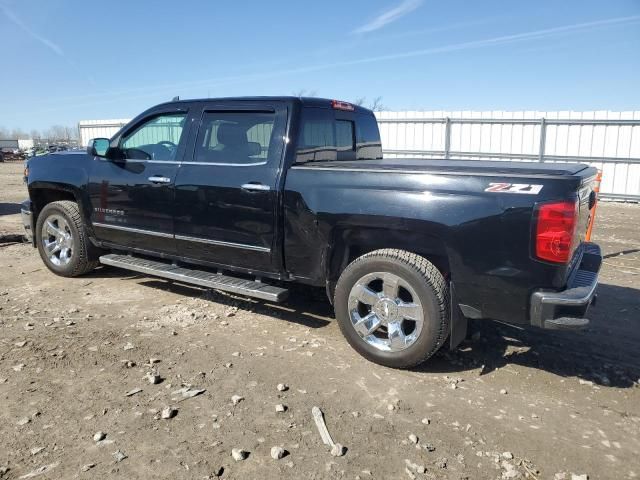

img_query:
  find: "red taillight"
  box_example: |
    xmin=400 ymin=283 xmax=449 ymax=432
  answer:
xmin=535 ymin=200 xmax=578 ymax=264
xmin=331 ymin=100 xmax=355 ymax=111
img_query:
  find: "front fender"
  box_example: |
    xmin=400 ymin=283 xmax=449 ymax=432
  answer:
xmin=27 ymin=153 xmax=94 ymax=231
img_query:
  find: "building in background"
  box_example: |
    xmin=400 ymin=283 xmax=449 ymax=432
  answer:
xmin=78 ymin=119 xmax=130 ymax=148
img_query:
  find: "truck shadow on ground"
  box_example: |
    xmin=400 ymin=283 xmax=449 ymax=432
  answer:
xmin=0 ymin=202 xmax=21 ymax=216
xmin=126 ymin=273 xmax=639 ymax=389
xmin=420 ymin=282 xmax=640 ymax=389
xmin=137 ymin=278 xmax=334 ymax=330
xmin=0 ymin=233 xmax=26 ymax=245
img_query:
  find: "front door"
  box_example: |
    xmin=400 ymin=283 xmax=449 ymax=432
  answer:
xmin=173 ymin=103 xmax=287 ymax=274
xmin=88 ymin=110 xmax=190 ymax=254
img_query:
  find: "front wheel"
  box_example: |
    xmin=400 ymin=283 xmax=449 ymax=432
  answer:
xmin=334 ymin=249 xmax=449 ymax=369
xmin=35 ymin=200 xmax=99 ymax=277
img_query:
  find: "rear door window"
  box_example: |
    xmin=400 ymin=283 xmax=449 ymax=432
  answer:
xmin=194 ymin=111 xmax=276 ymax=165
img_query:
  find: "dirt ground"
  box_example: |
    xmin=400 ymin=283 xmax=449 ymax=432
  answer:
xmin=0 ymin=161 xmax=639 ymax=480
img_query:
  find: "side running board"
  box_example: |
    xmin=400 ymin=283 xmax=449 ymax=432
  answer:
xmin=99 ymin=254 xmax=288 ymax=302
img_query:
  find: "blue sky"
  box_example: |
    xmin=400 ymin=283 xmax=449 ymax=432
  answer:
xmin=1 ymin=0 xmax=639 ymax=130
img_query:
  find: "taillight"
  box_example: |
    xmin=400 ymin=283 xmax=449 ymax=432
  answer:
xmin=535 ymin=200 xmax=578 ymax=264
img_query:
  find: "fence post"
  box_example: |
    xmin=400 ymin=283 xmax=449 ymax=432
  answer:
xmin=444 ymin=117 xmax=451 ymax=159
xmin=538 ymin=118 xmax=547 ymax=162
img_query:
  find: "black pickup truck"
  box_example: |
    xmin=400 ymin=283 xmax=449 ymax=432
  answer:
xmin=22 ymin=97 xmax=602 ymax=368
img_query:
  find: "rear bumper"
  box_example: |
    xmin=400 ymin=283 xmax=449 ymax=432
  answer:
xmin=21 ymin=199 xmax=34 ymax=244
xmin=530 ymin=242 xmax=601 ymax=330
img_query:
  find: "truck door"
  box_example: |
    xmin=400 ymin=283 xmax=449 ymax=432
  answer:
xmin=88 ymin=108 xmax=192 ymax=254
xmin=173 ymin=102 xmax=287 ymax=274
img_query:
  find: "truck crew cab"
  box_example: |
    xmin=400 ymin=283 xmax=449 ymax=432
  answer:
xmin=22 ymin=97 xmax=602 ymax=368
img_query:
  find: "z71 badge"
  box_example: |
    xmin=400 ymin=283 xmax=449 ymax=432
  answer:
xmin=484 ymin=183 xmax=543 ymax=194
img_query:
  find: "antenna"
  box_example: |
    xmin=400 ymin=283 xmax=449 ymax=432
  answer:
xmin=172 ymin=96 xmax=180 ymax=101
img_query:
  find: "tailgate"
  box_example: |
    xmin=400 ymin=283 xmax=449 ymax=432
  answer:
xmin=575 ymin=171 xmax=598 ymax=245
xmin=563 ymin=168 xmax=598 ymax=278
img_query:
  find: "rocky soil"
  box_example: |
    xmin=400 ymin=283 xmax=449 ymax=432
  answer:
xmin=0 ymin=162 xmax=639 ymax=479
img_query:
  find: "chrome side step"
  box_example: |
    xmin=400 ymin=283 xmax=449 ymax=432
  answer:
xmin=99 ymin=254 xmax=288 ymax=302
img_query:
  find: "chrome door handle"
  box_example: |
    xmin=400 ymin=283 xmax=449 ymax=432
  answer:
xmin=241 ymin=183 xmax=270 ymax=192
xmin=148 ymin=176 xmax=171 ymax=184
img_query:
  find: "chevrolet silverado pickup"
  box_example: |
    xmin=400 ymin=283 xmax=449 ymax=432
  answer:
xmin=21 ymin=97 xmax=602 ymax=368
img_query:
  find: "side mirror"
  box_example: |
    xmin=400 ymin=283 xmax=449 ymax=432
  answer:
xmin=87 ymin=138 xmax=110 ymax=157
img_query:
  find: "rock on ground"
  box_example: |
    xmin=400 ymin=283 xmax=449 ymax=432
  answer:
xmin=271 ymin=446 xmax=286 ymax=460
xmin=231 ymin=448 xmax=249 ymax=461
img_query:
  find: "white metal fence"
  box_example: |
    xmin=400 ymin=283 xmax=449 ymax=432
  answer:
xmin=375 ymin=111 xmax=640 ymax=201
xmin=79 ymin=111 xmax=640 ymax=201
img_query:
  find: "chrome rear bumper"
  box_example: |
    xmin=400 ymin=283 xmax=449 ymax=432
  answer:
xmin=530 ymin=243 xmax=601 ymax=330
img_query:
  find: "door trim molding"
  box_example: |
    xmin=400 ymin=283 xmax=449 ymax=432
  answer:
xmin=175 ymin=234 xmax=270 ymax=253
xmin=92 ymin=222 xmax=173 ymax=238
xmin=93 ymin=222 xmax=270 ymax=253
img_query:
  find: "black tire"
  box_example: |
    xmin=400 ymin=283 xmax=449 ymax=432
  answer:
xmin=334 ymin=249 xmax=449 ymax=369
xmin=35 ymin=200 xmax=99 ymax=277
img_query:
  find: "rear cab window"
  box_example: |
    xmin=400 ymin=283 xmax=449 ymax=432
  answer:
xmin=295 ymin=107 xmax=382 ymax=164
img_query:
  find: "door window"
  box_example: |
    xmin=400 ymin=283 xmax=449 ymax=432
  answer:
xmin=121 ymin=113 xmax=186 ymax=161
xmin=194 ymin=111 xmax=276 ymax=165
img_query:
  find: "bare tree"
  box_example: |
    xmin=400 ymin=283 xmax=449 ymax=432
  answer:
xmin=47 ymin=125 xmax=68 ymax=141
xmin=0 ymin=125 xmax=77 ymax=142
xmin=10 ymin=128 xmax=29 ymax=139
xmin=351 ymin=97 xmax=384 ymax=110
xmin=292 ymin=89 xmax=318 ymax=98
xmin=369 ymin=96 xmax=385 ymax=111
xmin=63 ymin=126 xmax=78 ymax=141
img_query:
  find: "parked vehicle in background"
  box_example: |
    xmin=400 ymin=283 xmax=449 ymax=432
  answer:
xmin=21 ymin=97 xmax=602 ymax=368
xmin=1 ymin=139 xmax=23 ymax=162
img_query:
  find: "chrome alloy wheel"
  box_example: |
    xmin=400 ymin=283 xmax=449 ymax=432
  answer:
xmin=347 ymin=272 xmax=424 ymax=352
xmin=41 ymin=214 xmax=74 ymax=267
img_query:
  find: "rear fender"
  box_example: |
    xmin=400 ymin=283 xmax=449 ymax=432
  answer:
xmin=325 ymin=226 xmax=450 ymax=301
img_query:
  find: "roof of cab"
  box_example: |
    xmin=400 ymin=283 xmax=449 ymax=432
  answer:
xmin=153 ymin=96 xmax=374 ymax=114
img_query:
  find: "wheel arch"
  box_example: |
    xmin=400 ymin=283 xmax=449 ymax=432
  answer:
xmin=29 ymin=183 xmax=87 ymax=226
xmin=325 ymin=226 xmax=450 ymax=303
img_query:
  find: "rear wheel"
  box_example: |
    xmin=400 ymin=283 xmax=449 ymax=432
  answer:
xmin=36 ymin=200 xmax=99 ymax=277
xmin=334 ymin=249 xmax=449 ymax=369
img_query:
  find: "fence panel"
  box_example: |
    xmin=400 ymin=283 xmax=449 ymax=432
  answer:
xmin=376 ymin=111 xmax=640 ymax=201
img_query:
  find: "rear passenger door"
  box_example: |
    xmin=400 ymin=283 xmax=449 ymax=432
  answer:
xmin=173 ymin=102 xmax=287 ymax=274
